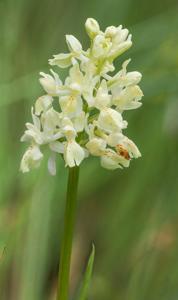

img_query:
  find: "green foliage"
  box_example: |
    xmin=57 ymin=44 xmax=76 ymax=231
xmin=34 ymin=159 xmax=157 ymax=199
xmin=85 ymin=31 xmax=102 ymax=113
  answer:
xmin=76 ymin=244 xmax=95 ymax=300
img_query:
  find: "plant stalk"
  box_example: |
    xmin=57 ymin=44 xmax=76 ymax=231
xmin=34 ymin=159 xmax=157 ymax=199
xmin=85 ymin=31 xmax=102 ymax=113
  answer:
xmin=57 ymin=166 xmax=79 ymax=300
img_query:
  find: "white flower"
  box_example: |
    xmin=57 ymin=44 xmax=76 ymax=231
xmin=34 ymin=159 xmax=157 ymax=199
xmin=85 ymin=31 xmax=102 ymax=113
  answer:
xmin=62 ymin=62 xmax=100 ymax=107
xmin=92 ymin=34 xmax=112 ymax=59
xmin=105 ymin=132 xmax=124 ymax=147
xmin=21 ymin=18 xmax=143 ymax=175
xmin=49 ymin=35 xmax=87 ymax=68
xmin=97 ymin=108 xmax=127 ymax=133
xmin=86 ymin=137 xmax=106 ymax=156
xmin=65 ymin=63 xmax=84 ymax=94
xmin=81 ymin=70 xmax=100 ymax=106
xmin=35 ymin=95 xmax=53 ymax=116
xmin=59 ymin=95 xmax=83 ymax=117
xmin=61 ymin=117 xmax=77 ymax=140
xmin=101 ymin=148 xmax=130 ymax=170
xmin=90 ymin=22 xmax=132 ymax=65
xmin=20 ymin=145 xmax=43 ymax=173
xmin=112 ymin=85 xmax=143 ymax=111
xmin=80 ymin=59 xmax=97 ymax=77
xmin=72 ymin=111 xmax=86 ymax=132
xmin=64 ymin=140 xmax=85 ymax=167
xmin=49 ymin=53 xmax=73 ymax=68
xmin=100 ymin=149 xmax=130 ymax=170
xmin=66 ymin=35 xmax=82 ymax=54
xmin=106 ymin=133 xmax=141 ymax=158
xmin=118 ymin=136 xmax=141 ymax=158
xmin=21 ymin=108 xmax=43 ymax=144
xmin=39 ymin=70 xmax=62 ymax=96
xmin=106 ymin=25 xmax=132 ymax=59
xmin=108 ymin=60 xmax=142 ymax=88
xmin=94 ymin=80 xmax=111 ymax=109
xmin=22 ymin=107 xmax=62 ymax=146
xmin=41 ymin=108 xmax=62 ymax=142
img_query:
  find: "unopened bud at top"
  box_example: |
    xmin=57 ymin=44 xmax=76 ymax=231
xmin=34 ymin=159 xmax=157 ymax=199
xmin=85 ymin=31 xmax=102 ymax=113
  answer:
xmin=85 ymin=18 xmax=100 ymax=39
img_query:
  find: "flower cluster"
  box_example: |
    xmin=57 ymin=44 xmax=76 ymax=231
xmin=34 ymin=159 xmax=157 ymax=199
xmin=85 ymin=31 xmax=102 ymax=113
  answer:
xmin=20 ymin=18 xmax=143 ymax=175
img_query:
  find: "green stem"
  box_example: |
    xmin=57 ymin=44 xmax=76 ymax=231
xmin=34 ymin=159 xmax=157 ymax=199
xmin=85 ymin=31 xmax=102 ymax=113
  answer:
xmin=57 ymin=166 xmax=80 ymax=300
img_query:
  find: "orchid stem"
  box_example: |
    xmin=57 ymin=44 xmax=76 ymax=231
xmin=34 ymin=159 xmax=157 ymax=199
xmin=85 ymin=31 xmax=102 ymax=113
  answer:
xmin=57 ymin=166 xmax=79 ymax=300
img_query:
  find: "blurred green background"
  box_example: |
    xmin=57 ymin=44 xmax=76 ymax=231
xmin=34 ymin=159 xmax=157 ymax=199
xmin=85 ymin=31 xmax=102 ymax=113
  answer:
xmin=1 ymin=0 xmax=178 ymax=299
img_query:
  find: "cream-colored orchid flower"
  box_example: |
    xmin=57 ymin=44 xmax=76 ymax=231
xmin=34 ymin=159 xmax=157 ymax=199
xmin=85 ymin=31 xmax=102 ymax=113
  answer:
xmin=41 ymin=108 xmax=62 ymax=142
xmin=21 ymin=108 xmax=43 ymax=144
xmin=112 ymin=85 xmax=143 ymax=111
xmin=65 ymin=63 xmax=84 ymax=94
xmin=72 ymin=111 xmax=86 ymax=132
xmin=49 ymin=53 xmax=73 ymax=69
xmin=107 ymin=60 xmax=142 ymax=88
xmin=20 ymin=145 xmax=43 ymax=173
xmin=97 ymin=108 xmax=127 ymax=133
xmin=64 ymin=140 xmax=85 ymax=167
xmin=106 ymin=25 xmax=132 ymax=59
xmin=100 ymin=149 xmax=130 ymax=170
xmin=60 ymin=117 xmax=85 ymax=167
xmin=92 ymin=34 xmax=112 ymax=59
xmin=35 ymin=95 xmax=53 ymax=116
xmin=39 ymin=70 xmax=62 ymax=96
xmin=86 ymin=137 xmax=106 ymax=156
xmin=66 ymin=35 xmax=82 ymax=55
xmin=61 ymin=62 xmax=99 ymax=107
xmin=118 ymin=136 xmax=141 ymax=158
xmin=59 ymin=95 xmax=83 ymax=117
xmin=61 ymin=117 xmax=77 ymax=140
xmin=94 ymin=79 xmax=111 ymax=109
xmin=49 ymin=35 xmax=88 ymax=68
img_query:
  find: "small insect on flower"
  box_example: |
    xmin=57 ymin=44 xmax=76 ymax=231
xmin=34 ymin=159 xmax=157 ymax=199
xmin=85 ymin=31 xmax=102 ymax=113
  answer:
xmin=20 ymin=18 xmax=143 ymax=175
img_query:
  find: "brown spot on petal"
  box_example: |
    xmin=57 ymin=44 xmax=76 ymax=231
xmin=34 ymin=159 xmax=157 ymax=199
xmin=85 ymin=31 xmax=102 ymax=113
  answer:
xmin=116 ymin=144 xmax=130 ymax=160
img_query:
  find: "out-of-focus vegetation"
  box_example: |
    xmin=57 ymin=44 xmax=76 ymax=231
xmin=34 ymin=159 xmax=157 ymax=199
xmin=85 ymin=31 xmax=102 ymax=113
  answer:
xmin=0 ymin=0 xmax=178 ymax=299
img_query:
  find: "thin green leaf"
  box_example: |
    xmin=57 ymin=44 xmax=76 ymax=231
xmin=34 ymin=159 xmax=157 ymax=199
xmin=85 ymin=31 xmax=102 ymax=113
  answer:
xmin=77 ymin=244 xmax=95 ymax=300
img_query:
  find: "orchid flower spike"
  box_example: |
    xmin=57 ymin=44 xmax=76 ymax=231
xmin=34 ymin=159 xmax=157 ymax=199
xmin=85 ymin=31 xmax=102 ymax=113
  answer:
xmin=20 ymin=18 xmax=143 ymax=175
